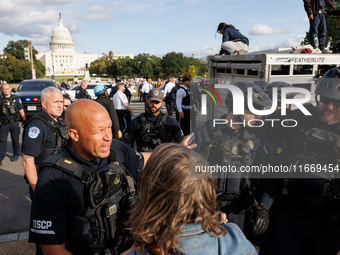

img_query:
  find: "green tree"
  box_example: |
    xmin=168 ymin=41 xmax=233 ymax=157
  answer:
xmin=89 ymin=59 xmax=108 ymax=76
xmin=133 ymin=53 xmax=154 ymax=78
xmin=4 ymin=40 xmax=38 ymax=60
xmin=34 ymin=60 xmax=46 ymax=79
xmin=183 ymin=64 xmax=198 ymax=77
xmin=0 ymin=54 xmax=34 ymax=82
xmin=161 ymin=52 xmax=186 ymax=77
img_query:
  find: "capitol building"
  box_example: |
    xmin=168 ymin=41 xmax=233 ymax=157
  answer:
xmin=37 ymin=14 xmax=134 ymax=77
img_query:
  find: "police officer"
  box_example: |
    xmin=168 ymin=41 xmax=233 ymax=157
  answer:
xmin=264 ymin=81 xmax=299 ymax=110
xmin=0 ymin=83 xmax=26 ymax=165
xmin=109 ymin=77 xmax=120 ymax=99
xmin=22 ymin=87 xmax=68 ymax=197
xmin=113 ymin=83 xmax=133 ymax=134
xmin=124 ymin=88 xmax=184 ymax=152
xmin=260 ymin=67 xmax=340 ymax=255
xmin=29 ymin=100 xmax=144 ymax=255
xmin=163 ymin=77 xmax=176 ymax=115
xmin=75 ymin=80 xmax=91 ymax=100
xmin=140 ymin=78 xmax=153 ymax=102
xmin=176 ymin=77 xmax=198 ymax=136
xmin=193 ymin=81 xmax=272 ymax=237
xmin=94 ymin=84 xmax=122 ymax=139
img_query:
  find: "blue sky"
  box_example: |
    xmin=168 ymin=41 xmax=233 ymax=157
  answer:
xmin=0 ymin=0 xmax=310 ymax=58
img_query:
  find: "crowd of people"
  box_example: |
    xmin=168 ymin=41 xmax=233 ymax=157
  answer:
xmin=1 ymin=65 xmax=340 ymax=254
xmin=2 ymin=60 xmax=340 ymax=254
xmin=2 ymin=10 xmax=340 ymax=251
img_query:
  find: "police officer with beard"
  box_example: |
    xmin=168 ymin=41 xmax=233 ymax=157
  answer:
xmin=124 ymin=88 xmax=184 ymax=152
xmin=260 ymin=67 xmax=340 ymax=255
xmin=0 ymin=83 xmax=26 ymax=165
xmin=193 ymin=81 xmax=272 ymax=238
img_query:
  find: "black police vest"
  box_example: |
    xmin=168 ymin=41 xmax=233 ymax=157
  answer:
xmin=25 ymin=112 xmax=68 ymax=165
xmin=78 ymin=87 xmax=91 ymax=99
xmin=204 ymin=120 xmax=259 ymax=202
xmin=286 ymin=104 xmax=340 ymax=200
xmin=138 ymin=113 xmax=171 ymax=152
xmin=39 ymin=150 xmax=137 ymax=253
xmin=182 ymin=87 xmax=192 ymax=107
xmin=0 ymin=94 xmax=20 ymax=120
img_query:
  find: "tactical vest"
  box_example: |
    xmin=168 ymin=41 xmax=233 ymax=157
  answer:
xmin=182 ymin=87 xmax=192 ymax=107
xmin=205 ymin=121 xmax=259 ymax=204
xmin=0 ymin=94 xmax=20 ymax=121
xmin=25 ymin=112 xmax=69 ymax=165
xmin=39 ymin=150 xmax=137 ymax=253
xmin=79 ymin=87 xmax=91 ymax=99
xmin=138 ymin=113 xmax=171 ymax=152
xmin=286 ymin=104 xmax=340 ymax=199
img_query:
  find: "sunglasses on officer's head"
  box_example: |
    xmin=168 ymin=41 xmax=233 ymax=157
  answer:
xmin=319 ymin=96 xmax=340 ymax=108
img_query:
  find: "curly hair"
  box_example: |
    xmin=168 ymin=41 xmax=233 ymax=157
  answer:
xmin=126 ymin=143 xmax=226 ymax=255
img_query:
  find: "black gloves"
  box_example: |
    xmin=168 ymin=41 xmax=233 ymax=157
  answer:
xmin=253 ymin=203 xmax=270 ymax=236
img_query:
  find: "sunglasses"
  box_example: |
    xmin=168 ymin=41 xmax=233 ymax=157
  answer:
xmin=64 ymin=104 xmax=70 ymax=108
xmin=320 ymin=96 xmax=340 ymax=108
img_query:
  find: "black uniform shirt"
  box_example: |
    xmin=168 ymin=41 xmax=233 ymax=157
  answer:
xmin=0 ymin=94 xmax=23 ymax=121
xmin=95 ymin=96 xmax=120 ymax=134
xmin=75 ymin=87 xmax=91 ymax=100
xmin=124 ymin=112 xmax=184 ymax=152
xmin=22 ymin=111 xmax=63 ymax=163
xmin=29 ymin=139 xmax=144 ymax=254
xmin=264 ymin=105 xmax=340 ymax=212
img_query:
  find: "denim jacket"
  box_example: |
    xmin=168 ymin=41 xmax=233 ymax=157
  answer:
xmin=128 ymin=223 xmax=257 ymax=255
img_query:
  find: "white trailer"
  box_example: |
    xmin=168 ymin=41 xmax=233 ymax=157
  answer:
xmin=205 ymin=51 xmax=340 ymax=119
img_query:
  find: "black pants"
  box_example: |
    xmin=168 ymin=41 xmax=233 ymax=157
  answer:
xmin=115 ymin=110 xmax=131 ymax=133
xmin=178 ymin=109 xmax=196 ymax=136
xmin=0 ymin=121 xmax=20 ymax=160
xmin=260 ymin=201 xmax=340 ymax=255
xmin=165 ymin=97 xmax=173 ymax=116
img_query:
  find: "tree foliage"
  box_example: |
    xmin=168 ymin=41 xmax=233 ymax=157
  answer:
xmin=2 ymin=40 xmax=208 ymax=83
xmin=1 ymin=40 xmax=45 ymax=82
xmin=4 ymin=40 xmax=38 ymax=61
xmin=100 ymin=51 xmax=207 ymax=80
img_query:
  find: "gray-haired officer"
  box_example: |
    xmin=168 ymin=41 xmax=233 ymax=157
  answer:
xmin=22 ymin=87 xmax=68 ymax=197
xmin=0 ymin=83 xmax=26 ymax=165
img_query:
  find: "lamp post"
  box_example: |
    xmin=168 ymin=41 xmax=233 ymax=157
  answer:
xmin=1 ymin=55 xmax=7 ymax=82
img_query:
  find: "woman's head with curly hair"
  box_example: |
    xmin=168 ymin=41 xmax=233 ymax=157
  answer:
xmin=127 ymin=143 xmax=225 ymax=255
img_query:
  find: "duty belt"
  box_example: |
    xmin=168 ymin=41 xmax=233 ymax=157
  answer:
xmin=1 ymin=119 xmax=16 ymax=125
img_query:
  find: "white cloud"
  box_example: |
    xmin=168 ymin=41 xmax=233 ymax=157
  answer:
xmin=249 ymin=24 xmax=291 ymax=35
xmin=80 ymin=5 xmax=117 ymax=23
xmin=184 ymin=46 xmax=219 ymax=58
xmin=249 ymin=35 xmax=306 ymax=52
xmin=277 ymin=35 xmax=305 ymax=48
